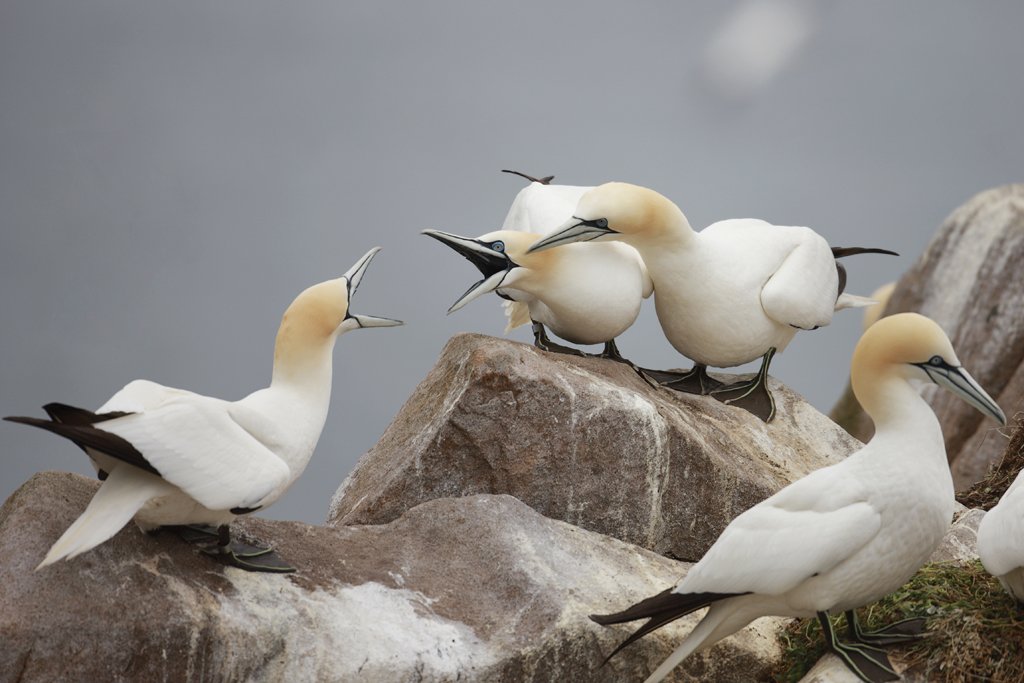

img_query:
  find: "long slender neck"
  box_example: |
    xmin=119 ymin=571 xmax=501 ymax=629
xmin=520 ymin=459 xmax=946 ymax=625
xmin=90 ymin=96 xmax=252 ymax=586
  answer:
xmin=270 ymin=322 xmax=338 ymax=402
xmin=621 ymin=203 xmax=697 ymax=268
xmin=855 ymin=373 xmax=944 ymax=448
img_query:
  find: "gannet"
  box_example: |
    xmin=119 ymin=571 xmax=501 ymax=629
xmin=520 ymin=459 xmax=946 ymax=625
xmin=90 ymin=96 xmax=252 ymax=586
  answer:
xmin=528 ymin=182 xmax=895 ymax=421
xmin=423 ymin=171 xmax=652 ymax=360
xmin=5 ymin=248 xmax=402 ymax=573
xmin=590 ymin=313 xmax=1006 ymax=683
xmin=977 ymin=469 xmax=1024 ymax=603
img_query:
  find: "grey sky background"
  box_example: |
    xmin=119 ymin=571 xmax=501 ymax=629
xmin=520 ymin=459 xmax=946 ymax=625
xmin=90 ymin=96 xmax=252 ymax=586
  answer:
xmin=2 ymin=1 xmax=1022 ymax=524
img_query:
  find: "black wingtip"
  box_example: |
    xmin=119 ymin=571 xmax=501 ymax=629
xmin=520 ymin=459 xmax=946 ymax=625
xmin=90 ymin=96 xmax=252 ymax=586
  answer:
xmin=832 ymin=246 xmax=900 ymax=259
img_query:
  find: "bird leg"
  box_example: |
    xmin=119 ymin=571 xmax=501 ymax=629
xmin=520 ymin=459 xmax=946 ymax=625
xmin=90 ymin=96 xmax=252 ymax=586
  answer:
xmin=532 ymin=322 xmax=587 ymax=357
xmin=171 ymin=524 xmax=296 ymax=573
xmin=818 ymin=612 xmax=900 ymax=683
xmin=709 ymin=348 xmax=777 ymax=422
xmin=598 ymin=338 xmax=629 ymax=363
xmin=846 ymin=610 xmax=928 ymax=646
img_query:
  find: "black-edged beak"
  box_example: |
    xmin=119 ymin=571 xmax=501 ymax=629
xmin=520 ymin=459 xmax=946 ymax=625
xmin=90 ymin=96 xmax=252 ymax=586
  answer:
xmin=914 ymin=357 xmax=1007 ymax=425
xmin=341 ymin=247 xmax=404 ymax=329
xmin=421 ymin=229 xmax=519 ymax=313
xmin=526 ymin=216 xmax=617 ymax=254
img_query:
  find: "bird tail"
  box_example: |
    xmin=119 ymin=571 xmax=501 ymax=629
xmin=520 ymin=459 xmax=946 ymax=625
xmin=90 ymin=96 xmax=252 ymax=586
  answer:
xmin=38 ymin=466 xmax=166 ymax=569
xmin=640 ymin=601 xmax=744 ymax=683
xmin=590 ymin=588 xmax=742 ymax=665
xmin=503 ymin=301 xmax=532 ymax=333
xmin=835 ymin=293 xmax=878 ymax=311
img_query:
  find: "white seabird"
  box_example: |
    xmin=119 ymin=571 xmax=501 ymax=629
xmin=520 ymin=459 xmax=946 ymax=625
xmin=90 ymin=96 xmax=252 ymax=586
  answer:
xmin=5 ymin=248 xmax=402 ymax=573
xmin=423 ymin=171 xmax=652 ymax=361
xmin=528 ymin=182 xmax=895 ymax=421
xmin=977 ymin=466 xmax=1024 ymax=603
xmin=590 ymin=313 xmax=1006 ymax=683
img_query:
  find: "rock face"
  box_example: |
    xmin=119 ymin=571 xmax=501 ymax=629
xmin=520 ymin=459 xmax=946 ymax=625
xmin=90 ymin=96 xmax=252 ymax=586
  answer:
xmin=329 ymin=333 xmax=859 ymax=561
xmin=833 ymin=184 xmax=1024 ymax=488
xmin=0 ymin=472 xmax=788 ymax=683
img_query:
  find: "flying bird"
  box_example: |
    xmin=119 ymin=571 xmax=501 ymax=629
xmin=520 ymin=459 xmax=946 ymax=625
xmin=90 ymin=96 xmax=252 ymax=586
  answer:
xmin=424 ymin=171 xmax=652 ymax=361
xmin=589 ymin=313 xmax=1006 ymax=683
xmin=528 ymin=182 xmax=895 ymax=421
xmin=977 ymin=466 xmax=1024 ymax=603
xmin=5 ymin=248 xmax=402 ymax=573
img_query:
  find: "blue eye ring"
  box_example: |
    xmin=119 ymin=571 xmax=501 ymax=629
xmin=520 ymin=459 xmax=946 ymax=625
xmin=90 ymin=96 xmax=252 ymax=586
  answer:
xmin=491 ymin=241 xmax=505 ymax=252
xmin=595 ymin=218 xmax=608 ymax=228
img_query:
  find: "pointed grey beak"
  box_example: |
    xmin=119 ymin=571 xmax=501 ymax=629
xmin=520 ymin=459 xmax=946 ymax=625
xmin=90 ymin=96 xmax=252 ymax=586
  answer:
xmin=526 ymin=216 xmax=616 ymax=254
xmin=918 ymin=359 xmax=1007 ymax=425
xmin=342 ymin=247 xmax=403 ymax=329
xmin=421 ymin=229 xmax=516 ymax=314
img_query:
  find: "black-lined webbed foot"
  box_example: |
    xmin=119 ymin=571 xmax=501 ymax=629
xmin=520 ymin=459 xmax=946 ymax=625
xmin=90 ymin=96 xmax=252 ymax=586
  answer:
xmin=709 ymin=348 xmax=777 ymax=422
xmin=819 ymin=612 xmax=900 ymax=682
xmin=532 ymin=322 xmax=587 ymax=357
xmin=641 ymin=364 xmax=723 ymax=395
xmin=847 ymin=610 xmax=928 ymax=646
xmin=171 ymin=524 xmax=296 ymax=573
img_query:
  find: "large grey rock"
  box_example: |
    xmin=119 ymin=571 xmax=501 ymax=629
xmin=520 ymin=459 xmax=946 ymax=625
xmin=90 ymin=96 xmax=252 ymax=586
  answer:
xmin=328 ymin=334 xmax=858 ymax=562
xmin=832 ymin=184 xmax=1024 ymax=488
xmin=0 ymin=472 xmax=787 ymax=683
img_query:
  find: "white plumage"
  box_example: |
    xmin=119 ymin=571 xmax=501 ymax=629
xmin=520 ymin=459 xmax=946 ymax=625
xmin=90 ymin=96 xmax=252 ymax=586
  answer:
xmin=7 ymin=247 xmax=402 ymax=570
xmin=591 ymin=313 xmax=1006 ymax=683
xmin=424 ymin=176 xmax=652 ymax=353
xmin=977 ymin=468 xmax=1024 ymax=602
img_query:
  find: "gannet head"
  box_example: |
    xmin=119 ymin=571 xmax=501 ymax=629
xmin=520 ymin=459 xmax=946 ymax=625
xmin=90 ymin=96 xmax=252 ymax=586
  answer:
xmin=281 ymin=248 xmax=403 ymax=341
xmin=422 ymin=229 xmax=543 ymax=313
xmin=851 ymin=312 xmax=1006 ymax=424
xmin=527 ymin=182 xmax=685 ymax=253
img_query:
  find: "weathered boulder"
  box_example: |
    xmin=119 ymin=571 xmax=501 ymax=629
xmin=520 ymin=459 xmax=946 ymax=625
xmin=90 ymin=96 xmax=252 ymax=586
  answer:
xmin=0 ymin=471 xmax=788 ymax=683
xmin=328 ymin=333 xmax=858 ymax=561
xmin=832 ymin=184 xmax=1024 ymax=488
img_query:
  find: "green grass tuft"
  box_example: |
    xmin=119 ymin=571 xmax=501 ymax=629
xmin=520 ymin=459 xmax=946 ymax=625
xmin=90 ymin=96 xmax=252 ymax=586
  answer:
xmin=773 ymin=560 xmax=1024 ymax=683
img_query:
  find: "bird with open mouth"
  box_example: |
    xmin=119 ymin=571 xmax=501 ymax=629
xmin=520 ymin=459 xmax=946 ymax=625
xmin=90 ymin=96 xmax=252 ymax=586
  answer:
xmin=423 ymin=171 xmax=652 ymax=362
xmin=5 ymin=247 xmax=402 ymax=573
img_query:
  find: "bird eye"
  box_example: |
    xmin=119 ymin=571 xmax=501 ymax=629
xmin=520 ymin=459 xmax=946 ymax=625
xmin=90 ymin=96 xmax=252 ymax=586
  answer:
xmin=594 ymin=218 xmax=609 ymax=228
xmin=929 ymin=355 xmax=943 ymax=366
xmin=491 ymin=241 xmax=505 ymax=252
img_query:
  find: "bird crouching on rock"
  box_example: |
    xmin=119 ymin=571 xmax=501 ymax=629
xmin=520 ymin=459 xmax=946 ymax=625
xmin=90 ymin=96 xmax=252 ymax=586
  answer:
xmin=589 ymin=313 xmax=1006 ymax=683
xmin=5 ymin=248 xmax=402 ymax=573
xmin=528 ymin=181 xmax=896 ymax=421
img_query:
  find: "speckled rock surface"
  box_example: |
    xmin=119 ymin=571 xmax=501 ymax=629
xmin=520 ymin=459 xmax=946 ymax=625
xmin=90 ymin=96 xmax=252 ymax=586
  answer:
xmin=832 ymin=184 xmax=1024 ymax=488
xmin=928 ymin=505 xmax=985 ymax=564
xmin=0 ymin=472 xmax=787 ymax=683
xmin=328 ymin=333 xmax=859 ymax=561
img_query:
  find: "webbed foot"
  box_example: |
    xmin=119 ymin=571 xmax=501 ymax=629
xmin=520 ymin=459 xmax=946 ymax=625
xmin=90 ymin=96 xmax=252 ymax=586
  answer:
xmin=169 ymin=524 xmax=296 ymax=573
xmin=532 ymin=322 xmax=586 ymax=357
xmin=820 ymin=612 xmax=899 ymax=682
xmin=641 ymin=364 xmax=723 ymax=395
xmin=848 ymin=611 xmax=928 ymax=646
xmin=709 ymin=348 xmax=777 ymax=422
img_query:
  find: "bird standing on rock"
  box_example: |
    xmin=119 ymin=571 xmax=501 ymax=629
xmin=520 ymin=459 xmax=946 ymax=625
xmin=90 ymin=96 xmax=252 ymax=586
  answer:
xmin=528 ymin=182 xmax=895 ymax=421
xmin=590 ymin=313 xmax=1006 ymax=683
xmin=5 ymin=248 xmax=402 ymax=573
xmin=424 ymin=171 xmax=652 ymax=362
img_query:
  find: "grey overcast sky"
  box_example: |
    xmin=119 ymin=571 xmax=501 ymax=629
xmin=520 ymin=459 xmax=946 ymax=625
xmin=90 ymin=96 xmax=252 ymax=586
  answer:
xmin=2 ymin=1 xmax=1022 ymax=524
